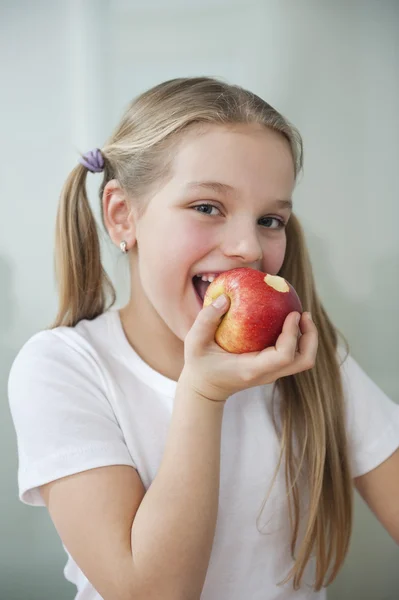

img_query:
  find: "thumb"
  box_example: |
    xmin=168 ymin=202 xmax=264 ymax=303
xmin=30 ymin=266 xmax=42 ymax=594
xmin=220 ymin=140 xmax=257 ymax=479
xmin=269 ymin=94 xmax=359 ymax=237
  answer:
xmin=187 ymin=294 xmax=230 ymax=350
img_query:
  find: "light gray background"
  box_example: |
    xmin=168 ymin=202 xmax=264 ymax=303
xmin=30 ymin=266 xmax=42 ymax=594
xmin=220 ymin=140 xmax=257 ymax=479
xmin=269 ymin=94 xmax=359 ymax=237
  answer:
xmin=1 ymin=1 xmax=398 ymax=599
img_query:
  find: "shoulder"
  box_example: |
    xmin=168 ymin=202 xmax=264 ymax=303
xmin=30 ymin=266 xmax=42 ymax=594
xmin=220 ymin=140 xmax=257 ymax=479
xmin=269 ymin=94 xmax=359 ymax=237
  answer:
xmin=9 ymin=309 xmax=114 ymax=378
xmin=8 ymin=310 xmax=117 ymax=414
xmin=337 ymin=345 xmax=397 ymax=417
xmin=7 ymin=311 xmax=136 ymax=507
xmin=336 ymin=345 xmax=399 ymax=477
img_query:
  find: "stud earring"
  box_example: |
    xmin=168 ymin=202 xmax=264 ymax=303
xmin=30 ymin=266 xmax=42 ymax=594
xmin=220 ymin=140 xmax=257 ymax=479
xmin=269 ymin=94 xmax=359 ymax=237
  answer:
xmin=120 ymin=240 xmax=128 ymax=254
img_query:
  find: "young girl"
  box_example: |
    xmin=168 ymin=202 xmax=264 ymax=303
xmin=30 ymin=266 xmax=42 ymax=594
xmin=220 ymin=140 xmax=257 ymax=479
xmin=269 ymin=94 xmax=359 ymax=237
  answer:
xmin=8 ymin=77 xmax=399 ymax=600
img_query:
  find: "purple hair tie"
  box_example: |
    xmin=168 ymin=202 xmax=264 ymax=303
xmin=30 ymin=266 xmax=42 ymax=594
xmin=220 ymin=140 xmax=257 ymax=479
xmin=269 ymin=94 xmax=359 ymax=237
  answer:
xmin=79 ymin=148 xmax=104 ymax=173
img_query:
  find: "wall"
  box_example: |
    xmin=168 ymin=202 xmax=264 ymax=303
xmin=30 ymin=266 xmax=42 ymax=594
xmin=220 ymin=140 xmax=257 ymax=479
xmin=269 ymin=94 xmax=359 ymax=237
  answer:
xmin=1 ymin=1 xmax=398 ymax=598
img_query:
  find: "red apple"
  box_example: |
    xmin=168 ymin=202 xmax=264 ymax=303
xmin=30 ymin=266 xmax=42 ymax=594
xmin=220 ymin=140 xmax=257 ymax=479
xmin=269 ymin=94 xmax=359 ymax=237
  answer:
xmin=203 ymin=267 xmax=303 ymax=353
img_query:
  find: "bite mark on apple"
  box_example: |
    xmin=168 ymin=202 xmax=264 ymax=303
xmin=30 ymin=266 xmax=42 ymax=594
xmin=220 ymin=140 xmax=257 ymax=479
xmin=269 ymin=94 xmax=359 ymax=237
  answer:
xmin=264 ymin=274 xmax=289 ymax=293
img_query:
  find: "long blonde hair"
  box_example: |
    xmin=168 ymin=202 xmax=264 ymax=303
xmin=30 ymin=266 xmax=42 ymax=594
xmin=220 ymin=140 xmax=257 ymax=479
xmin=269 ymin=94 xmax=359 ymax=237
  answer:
xmin=52 ymin=77 xmax=352 ymax=591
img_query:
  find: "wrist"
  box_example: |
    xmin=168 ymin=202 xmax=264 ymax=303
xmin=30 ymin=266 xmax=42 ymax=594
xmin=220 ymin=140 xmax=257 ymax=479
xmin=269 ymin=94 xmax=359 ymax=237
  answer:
xmin=177 ymin=370 xmax=228 ymax=406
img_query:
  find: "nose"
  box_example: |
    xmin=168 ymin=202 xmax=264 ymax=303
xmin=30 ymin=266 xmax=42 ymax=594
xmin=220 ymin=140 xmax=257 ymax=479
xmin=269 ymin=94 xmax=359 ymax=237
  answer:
xmin=220 ymin=218 xmax=263 ymax=264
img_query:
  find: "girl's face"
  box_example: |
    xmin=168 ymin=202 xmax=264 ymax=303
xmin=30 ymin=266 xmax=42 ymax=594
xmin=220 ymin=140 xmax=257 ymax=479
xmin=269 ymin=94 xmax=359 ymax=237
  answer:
xmin=131 ymin=123 xmax=296 ymax=345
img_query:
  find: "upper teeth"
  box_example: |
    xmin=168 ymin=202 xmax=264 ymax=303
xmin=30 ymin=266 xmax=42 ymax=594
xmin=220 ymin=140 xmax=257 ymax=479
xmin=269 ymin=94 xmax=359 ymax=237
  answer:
xmin=195 ymin=273 xmax=219 ymax=283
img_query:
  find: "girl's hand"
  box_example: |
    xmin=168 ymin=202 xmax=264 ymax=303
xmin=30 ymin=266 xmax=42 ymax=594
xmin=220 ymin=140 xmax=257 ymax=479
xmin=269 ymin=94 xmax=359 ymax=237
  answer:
xmin=180 ymin=294 xmax=318 ymax=403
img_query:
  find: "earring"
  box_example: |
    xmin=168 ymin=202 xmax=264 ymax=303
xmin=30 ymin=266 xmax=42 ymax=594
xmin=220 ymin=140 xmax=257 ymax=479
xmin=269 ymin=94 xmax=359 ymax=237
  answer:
xmin=120 ymin=240 xmax=128 ymax=254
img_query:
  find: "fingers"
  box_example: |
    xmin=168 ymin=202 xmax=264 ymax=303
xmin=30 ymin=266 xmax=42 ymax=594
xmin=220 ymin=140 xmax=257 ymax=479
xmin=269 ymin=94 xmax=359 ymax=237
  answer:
xmin=296 ymin=312 xmax=318 ymax=364
xmin=277 ymin=311 xmax=318 ymax=377
xmin=275 ymin=311 xmax=301 ymax=360
xmin=185 ymin=303 xmax=318 ymax=394
xmin=249 ymin=311 xmax=318 ymax=381
xmin=185 ymin=294 xmax=230 ymax=353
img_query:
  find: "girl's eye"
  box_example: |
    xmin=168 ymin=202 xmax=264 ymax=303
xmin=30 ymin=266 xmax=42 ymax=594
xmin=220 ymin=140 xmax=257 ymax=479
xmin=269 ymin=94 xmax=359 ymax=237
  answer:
xmin=259 ymin=216 xmax=286 ymax=230
xmin=192 ymin=203 xmax=221 ymax=216
xmin=192 ymin=203 xmax=286 ymax=230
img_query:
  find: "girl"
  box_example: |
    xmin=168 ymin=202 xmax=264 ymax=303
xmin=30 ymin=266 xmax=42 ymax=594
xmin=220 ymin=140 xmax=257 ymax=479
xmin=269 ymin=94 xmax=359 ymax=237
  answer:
xmin=8 ymin=77 xmax=399 ymax=600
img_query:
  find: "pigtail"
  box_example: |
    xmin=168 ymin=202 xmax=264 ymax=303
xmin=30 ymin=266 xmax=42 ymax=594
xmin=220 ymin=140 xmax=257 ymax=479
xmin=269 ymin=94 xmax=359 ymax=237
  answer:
xmin=271 ymin=214 xmax=352 ymax=590
xmin=50 ymin=164 xmax=115 ymax=328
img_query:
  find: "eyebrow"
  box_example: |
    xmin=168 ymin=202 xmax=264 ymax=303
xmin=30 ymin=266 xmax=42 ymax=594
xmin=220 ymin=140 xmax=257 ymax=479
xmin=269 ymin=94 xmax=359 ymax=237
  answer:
xmin=185 ymin=180 xmax=293 ymax=210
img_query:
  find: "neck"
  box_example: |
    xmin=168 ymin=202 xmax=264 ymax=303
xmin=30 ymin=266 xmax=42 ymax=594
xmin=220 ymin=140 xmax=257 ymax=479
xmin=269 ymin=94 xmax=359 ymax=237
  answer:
xmin=119 ymin=297 xmax=185 ymax=384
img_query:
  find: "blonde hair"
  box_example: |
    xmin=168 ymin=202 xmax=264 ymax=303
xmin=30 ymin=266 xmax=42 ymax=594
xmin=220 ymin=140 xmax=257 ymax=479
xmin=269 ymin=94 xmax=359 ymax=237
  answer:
xmin=52 ymin=76 xmax=352 ymax=591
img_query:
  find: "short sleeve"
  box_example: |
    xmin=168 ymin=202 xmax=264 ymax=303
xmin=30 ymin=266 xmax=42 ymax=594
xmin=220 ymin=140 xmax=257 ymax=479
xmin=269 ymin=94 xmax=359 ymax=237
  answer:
xmin=8 ymin=330 xmax=136 ymax=507
xmin=339 ymin=349 xmax=399 ymax=478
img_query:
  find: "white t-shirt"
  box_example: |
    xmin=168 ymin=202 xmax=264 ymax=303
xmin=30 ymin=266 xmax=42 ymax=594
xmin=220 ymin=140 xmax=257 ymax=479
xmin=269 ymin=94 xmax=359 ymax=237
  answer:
xmin=8 ymin=308 xmax=399 ymax=600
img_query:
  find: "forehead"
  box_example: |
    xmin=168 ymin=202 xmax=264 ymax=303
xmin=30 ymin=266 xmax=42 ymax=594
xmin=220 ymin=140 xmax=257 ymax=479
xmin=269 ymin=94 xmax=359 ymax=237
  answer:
xmin=168 ymin=123 xmax=295 ymax=196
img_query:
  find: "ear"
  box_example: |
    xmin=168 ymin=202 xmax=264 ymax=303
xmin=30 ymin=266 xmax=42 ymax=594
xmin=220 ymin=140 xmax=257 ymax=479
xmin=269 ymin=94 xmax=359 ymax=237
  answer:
xmin=103 ymin=180 xmax=137 ymax=251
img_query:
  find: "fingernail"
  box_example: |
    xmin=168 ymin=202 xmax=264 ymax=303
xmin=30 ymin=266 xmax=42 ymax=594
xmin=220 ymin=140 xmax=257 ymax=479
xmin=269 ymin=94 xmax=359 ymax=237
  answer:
xmin=212 ymin=294 xmax=227 ymax=308
xmin=295 ymin=314 xmax=301 ymax=325
xmin=307 ymin=312 xmax=312 ymax=321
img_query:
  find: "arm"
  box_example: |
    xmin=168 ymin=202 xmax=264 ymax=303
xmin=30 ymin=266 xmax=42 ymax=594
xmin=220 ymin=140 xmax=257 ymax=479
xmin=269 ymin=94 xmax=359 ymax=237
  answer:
xmin=41 ymin=383 xmax=225 ymax=600
xmin=39 ymin=300 xmax=317 ymax=599
xmin=130 ymin=381 xmax=225 ymax=596
xmin=354 ymin=447 xmax=399 ymax=544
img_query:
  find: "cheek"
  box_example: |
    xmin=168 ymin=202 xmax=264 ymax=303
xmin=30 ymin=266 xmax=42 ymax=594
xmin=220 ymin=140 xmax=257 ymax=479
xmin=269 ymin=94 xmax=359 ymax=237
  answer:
xmin=263 ymin=236 xmax=287 ymax=275
xmin=138 ymin=217 xmax=215 ymax=294
xmin=155 ymin=218 xmax=215 ymax=272
xmin=177 ymin=223 xmax=214 ymax=260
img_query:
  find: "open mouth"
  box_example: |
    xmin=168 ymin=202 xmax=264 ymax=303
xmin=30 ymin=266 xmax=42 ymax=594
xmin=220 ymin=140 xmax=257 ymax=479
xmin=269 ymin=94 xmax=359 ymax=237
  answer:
xmin=192 ymin=273 xmax=221 ymax=303
xmin=192 ymin=276 xmax=211 ymax=303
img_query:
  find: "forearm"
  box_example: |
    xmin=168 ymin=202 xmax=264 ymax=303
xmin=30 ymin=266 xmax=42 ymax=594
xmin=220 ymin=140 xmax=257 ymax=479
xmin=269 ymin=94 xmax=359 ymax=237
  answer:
xmin=130 ymin=381 xmax=225 ymax=599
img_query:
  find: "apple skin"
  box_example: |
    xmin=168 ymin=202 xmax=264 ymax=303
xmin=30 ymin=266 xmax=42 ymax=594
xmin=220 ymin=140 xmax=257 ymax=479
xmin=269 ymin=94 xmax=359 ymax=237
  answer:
xmin=203 ymin=267 xmax=303 ymax=353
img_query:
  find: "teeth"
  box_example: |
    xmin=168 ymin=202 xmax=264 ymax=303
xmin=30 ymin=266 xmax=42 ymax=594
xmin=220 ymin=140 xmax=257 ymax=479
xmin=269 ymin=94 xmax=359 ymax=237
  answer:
xmin=195 ymin=273 xmax=219 ymax=283
xmin=201 ymin=275 xmax=215 ymax=282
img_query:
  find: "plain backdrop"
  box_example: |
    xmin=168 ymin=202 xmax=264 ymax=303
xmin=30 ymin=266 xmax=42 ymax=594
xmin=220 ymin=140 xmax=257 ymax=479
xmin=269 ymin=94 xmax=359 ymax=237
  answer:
xmin=1 ymin=1 xmax=398 ymax=599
